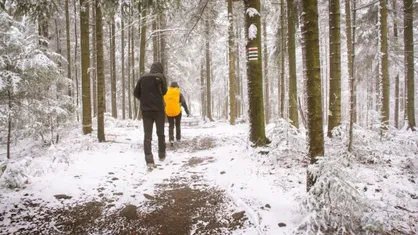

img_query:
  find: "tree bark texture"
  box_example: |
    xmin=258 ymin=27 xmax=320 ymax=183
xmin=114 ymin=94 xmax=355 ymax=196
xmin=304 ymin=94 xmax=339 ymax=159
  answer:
xmin=287 ymin=0 xmax=298 ymax=128
xmin=327 ymin=0 xmax=342 ymax=137
xmin=301 ymin=0 xmax=324 ymax=191
xmin=80 ymin=0 xmax=92 ymax=134
xmin=205 ymin=19 xmax=214 ymax=122
xmin=244 ymin=0 xmax=267 ymax=146
xmin=404 ymin=0 xmax=416 ymax=129
xmin=110 ymin=16 xmax=117 ymax=119
xmin=96 ymin=0 xmax=105 ymax=142
xmin=228 ymin=0 xmax=237 ymax=125
xmin=263 ymin=17 xmax=269 ymax=125
xmin=280 ymin=0 xmax=285 ymax=118
xmin=379 ymin=0 xmax=390 ymax=129
xmin=65 ymin=0 xmax=72 ymax=97
xmin=347 ymin=0 xmax=356 ymax=152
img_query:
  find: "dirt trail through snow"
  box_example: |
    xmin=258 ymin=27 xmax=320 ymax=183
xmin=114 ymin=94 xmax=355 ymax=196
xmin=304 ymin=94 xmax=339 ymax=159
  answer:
xmin=0 ymin=125 xmax=254 ymax=234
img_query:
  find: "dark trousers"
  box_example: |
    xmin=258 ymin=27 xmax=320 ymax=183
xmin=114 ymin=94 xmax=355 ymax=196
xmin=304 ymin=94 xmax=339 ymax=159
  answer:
xmin=168 ymin=112 xmax=182 ymax=141
xmin=142 ymin=111 xmax=166 ymax=164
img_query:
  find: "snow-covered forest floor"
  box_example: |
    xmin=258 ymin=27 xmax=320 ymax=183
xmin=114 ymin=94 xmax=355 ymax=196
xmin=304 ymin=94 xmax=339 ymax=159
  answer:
xmin=0 ymin=118 xmax=417 ymax=234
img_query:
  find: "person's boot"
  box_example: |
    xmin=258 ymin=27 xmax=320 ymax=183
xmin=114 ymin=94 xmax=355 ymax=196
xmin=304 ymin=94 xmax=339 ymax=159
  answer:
xmin=145 ymin=154 xmax=155 ymax=168
xmin=169 ymin=140 xmax=174 ymax=147
xmin=147 ymin=163 xmax=156 ymax=169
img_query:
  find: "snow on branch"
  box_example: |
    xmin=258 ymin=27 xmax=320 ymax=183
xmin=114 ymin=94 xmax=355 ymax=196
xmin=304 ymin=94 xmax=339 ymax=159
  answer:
xmin=246 ymin=7 xmax=260 ymax=17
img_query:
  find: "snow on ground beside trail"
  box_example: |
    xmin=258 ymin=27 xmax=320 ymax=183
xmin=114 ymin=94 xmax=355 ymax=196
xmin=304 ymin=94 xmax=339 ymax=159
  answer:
xmin=0 ymin=120 xmax=306 ymax=234
xmin=0 ymin=118 xmax=417 ymax=234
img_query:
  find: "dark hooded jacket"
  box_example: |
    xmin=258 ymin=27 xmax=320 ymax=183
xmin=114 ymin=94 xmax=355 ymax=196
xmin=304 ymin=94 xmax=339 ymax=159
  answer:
xmin=134 ymin=62 xmax=168 ymax=111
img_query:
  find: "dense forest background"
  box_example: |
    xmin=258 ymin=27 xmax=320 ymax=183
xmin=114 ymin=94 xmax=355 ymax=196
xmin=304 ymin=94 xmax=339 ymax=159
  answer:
xmin=0 ymin=0 xmax=417 ymax=234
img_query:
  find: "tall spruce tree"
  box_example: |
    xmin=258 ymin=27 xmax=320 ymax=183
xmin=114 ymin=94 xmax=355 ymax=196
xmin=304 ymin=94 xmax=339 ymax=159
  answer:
xmin=244 ymin=0 xmax=267 ymax=146
xmin=327 ymin=0 xmax=342 ymax=137
xmin=80 ymin=0 xmax=92 ymax=134
xmin=404 ymin=0 xmax=416 ymax=130
xmin=300 ymin=0 xmax=324 ymax=191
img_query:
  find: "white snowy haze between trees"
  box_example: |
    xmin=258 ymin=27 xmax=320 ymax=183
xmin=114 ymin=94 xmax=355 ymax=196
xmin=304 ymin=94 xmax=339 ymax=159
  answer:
xmin=0 ymin=0 xmax=417 ymax=234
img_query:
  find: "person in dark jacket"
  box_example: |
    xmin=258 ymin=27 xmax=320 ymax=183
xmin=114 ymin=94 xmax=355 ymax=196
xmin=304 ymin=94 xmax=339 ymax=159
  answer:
xmin=134 ymin=62 xmax=167 ymax=167
xmin=163 ymin=82 xmax=190 ymax=145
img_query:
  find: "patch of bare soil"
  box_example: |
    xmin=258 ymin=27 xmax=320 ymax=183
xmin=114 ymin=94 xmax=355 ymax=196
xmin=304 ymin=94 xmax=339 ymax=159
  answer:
xmin=2 ymin=177 xmax=248 ymax=235
xmin=172 ymin=137 xmax=217 ymax=152
xmin=184 ymin=156 xmax=215 ymax=168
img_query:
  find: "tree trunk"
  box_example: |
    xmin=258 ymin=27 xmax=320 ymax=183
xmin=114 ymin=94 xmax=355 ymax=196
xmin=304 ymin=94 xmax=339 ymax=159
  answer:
xmin=74 ymin=0 xmax=80 ymax=122
xmin=160 ymin=12 xmax=168 ymax=76
xmin=347 ymin=0 xmax=356 ymax=152
xmin=152 ymin=13 xmax=159 ymax=62
xmin=110 ymin=16 xmax=117 ymax=118
xmin=345 ymin=0 xmax=356 ymax=152
xmin=287 ymin=0 xmax=298 ymax=127
xmin=205 ymin=19 xmax=214 ymax=122
xmin=236 ymin=28 xmax=242 ymax=118
xmin=393 ymin=0 xmax=399 ymax=128
xmin=96 ymin=0 xmax=105 ymax=142
xmin=131 ymin=6 xmax=137 ymax=119
xmin=379 ymin=0 xmax=390 ymax=129
xmin=121 ymin=6 xmax=127 ymax=119
xmin=280 ymin=0 xmax=285 ymax=118
xmin=54 ymin=19 xmax=62 ymax=69
xmin=139 ymin=4 xmax=147 ymax=120
xmin=244 ymin=0 xmax=267 ymax=146
xmin=201 ymin=59 xmax=206 ymax=120
xmin=7 ymin=90 xmax=11 ymax=159
xmin=80 ymin=0 xmax=92 ymax=134
xmin=263 ymin=17 xmax=269 ymax=125
xmin=38 ymin=16 xmax=49 ymax=48
xmin=327 ymin=0 xmax=342 ymax=137
xmin=91 ymin=2 xmax=97 ymax=117
xmin=228 ymin=0 xmax=237 ymax=125
xmin=127 ymin=11 xmax=132 ymax=117
xmin=301 ymin=0 xmax=324 ymax=191
xmin=65 ymin=0 xmax=72 ymax=97
xmin=404 ymin=0 xmax=416 ymax=130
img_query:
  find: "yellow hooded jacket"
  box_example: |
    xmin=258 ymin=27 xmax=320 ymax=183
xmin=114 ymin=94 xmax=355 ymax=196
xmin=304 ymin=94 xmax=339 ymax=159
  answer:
xmin=164 ymin=87 xmax=181 ymax=117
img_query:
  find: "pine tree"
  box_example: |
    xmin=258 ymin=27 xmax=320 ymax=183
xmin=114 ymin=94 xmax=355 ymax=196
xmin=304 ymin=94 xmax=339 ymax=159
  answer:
xmin=244 ymin=0 xmax=267 ymax=146
xmin=121 ymin=4 xmax=127 ymax=119
xmin=201 ymin=59 xmax=206 ymax=120
xmin=327 ymin=0 xmax=342 ymax=137
xmin=379 ymin=0 xmax=389 ymax=129
xmin=131 ymin=5 xmax=137 ymax=120
xmin=96 ymin=0 xmax=105 ymax=142
xmin=91 ymin=2 xmax=97 ymax=117
xmin=228 ymin=0 xmax=237 ymax=125
xmin=263 ymin=17 xmax=270 ymax=125
xmin=80 ymin=0 xmax=92 ymax=134
xmin=393 ymin=0 xmax=399 ymax=129
xmin=65 ymin=0 xmax=72 ymax=98
xmin=300 ymin=0 xmax=324 ymax=191
xmin=110 ymin=14 xmax=117 ymax=119
xmin=205 ymin=18 xmax=214 ymax=122
xmin=287 ymin=0 xmax=298 ymax=128
xmin=347 ymin=0 xmax=357 ymax=152
xmin=404 ymin=0 xmax=415 ymax=130
xmin=139 ymin=2 xmax=147 ymax=120
xmin=152 ymin=10 xmax=159 ymax=62
xmin=280 ymin=0 xmax=285 ymax=118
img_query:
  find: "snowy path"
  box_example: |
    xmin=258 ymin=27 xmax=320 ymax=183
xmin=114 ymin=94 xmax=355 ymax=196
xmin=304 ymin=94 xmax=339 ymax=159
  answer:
xmin=0 ymin=122 xmax=305 ymax=234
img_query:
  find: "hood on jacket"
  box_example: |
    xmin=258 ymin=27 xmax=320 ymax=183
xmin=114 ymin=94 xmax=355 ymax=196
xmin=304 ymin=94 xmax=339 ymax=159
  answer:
xmin=170 ymin=82 xmax=179 ymax=88
xmin=150 ymin=62 xmax=164 ymax=73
